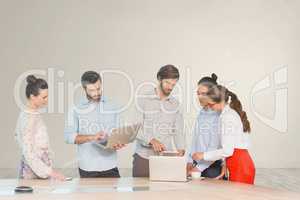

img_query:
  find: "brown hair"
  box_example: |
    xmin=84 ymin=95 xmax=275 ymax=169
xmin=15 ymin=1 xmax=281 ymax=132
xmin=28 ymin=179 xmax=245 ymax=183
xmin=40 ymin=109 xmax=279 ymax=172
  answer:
xmin=25 ymin=75 xmax=48 ymax=99
xmin=157 ymin=64 xmax=179 ymax=80
xmin=207 ymin=85 xmax=251 ymax=133
xmin=198 ymin=73 xmax=218 ymax=86
xmin=81 ymin=71 xmax=102 ymax=88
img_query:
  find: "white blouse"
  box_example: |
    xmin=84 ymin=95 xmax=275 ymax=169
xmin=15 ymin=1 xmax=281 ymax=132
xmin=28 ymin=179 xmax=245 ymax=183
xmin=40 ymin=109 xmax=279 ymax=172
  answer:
xmin=203 ymin=105 xmax=250 ymax=161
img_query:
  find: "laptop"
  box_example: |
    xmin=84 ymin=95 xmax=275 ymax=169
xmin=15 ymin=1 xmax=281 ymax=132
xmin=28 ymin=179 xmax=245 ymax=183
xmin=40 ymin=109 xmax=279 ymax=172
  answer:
xmin=149 ymin=154 xmax=187 ymax=182
xmin=94 ymin=123 xmax=141 ymax=149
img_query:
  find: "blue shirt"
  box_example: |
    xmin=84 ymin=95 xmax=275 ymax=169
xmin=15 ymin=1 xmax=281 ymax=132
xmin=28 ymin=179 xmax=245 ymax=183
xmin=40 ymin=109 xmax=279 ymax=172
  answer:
xmin=64 ymin=96 xmax=119 ymax=172
xmin=188 ymin=108 xmax=221 ymax=171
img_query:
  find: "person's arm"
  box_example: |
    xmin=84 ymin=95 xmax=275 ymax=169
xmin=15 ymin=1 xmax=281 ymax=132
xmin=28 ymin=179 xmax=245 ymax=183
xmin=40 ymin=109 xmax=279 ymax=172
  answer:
xmin=174 ymin=110 xmax=185 ymax=155
xmin=214 ymin=161 xmax=226 ymax=180
xmin=187 ymin=142 xmax=196 ymax=164
xmin=186 ymin=162 xmax=194 ymax=176
xmin=109 ymin=108 xmax=126 ymax=150
xmin=22 ymin=116 xmax=52 ymax=179
xmin=188 ymin=115 xmax=213 ymax=172
xmin=193 ymin=114 xmax=237 ymax=162
xmin=149 ymin=138 xmax=166 ymax=152
xmin=74 ymin=133 xmax=105 ymax=144
xmin=187 ymin=125 xmax=197 ymax=176
xmin=135 ymin=114 xmax=154 ymax=146
xmin=64 ymin=108 xmax=79 ymax=144
xmin=203 ymin=115 xmax=236 ymax=161
xmin=64 ymin=108 xmax=106 ymax=144
xmin=135 ymin=96 xmax=166 ymax=152
xmin=187 ymin=116 xmax=199 ymax=164
xmin=136 ymin=120 xmax=166 ymax=152
xmin=135 ymin=97 xmax=159 ymax=146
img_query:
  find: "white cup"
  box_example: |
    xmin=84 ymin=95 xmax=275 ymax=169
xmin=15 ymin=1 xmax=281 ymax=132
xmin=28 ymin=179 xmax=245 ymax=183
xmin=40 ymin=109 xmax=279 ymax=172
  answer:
xmin=191 ymin=171 xmax=202 ymax=179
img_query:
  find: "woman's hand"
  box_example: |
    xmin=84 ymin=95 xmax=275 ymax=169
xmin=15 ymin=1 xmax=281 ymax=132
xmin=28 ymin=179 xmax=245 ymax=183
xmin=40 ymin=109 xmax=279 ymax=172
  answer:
xmin=215 ymin=163 xmax=226 ymax=180
xmin=192 ymin=152 xmax=204 ymax=161
xmin=186 ymin=163 xmax=193 ymax=176
xmin=50 ymin=170 xmax=65 ymax=181
xmin=187 ymin=164 xmax=200 ymax=176
xmin=177 ymin=149 xmax=185 ymax=156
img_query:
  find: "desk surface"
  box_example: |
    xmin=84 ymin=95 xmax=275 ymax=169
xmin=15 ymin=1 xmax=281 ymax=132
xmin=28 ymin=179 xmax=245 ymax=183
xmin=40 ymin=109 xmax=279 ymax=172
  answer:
xmin=0 ymin=178 xmax=299 ymax=200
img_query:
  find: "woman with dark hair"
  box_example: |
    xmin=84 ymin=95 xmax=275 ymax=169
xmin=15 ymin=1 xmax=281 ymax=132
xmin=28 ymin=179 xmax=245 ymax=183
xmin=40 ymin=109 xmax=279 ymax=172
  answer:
xmin=192 ymin=85 xmax=255 ymax=184
xmin=187 ymin=73 xmax=226 ymax=179
xmin=15 ymin=75 xmax=65 ymax=180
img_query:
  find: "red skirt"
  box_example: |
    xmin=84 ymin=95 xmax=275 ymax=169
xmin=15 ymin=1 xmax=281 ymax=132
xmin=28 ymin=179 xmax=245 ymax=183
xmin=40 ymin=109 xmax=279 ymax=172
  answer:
xmin=226 ymin=149 xmax=256 ymax=184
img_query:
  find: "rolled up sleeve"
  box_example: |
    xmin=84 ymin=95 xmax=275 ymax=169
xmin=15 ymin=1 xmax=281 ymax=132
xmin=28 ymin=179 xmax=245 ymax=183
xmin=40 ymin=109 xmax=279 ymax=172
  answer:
xmin=64 ymin=108 xmax=79 ymax=144
xmin=136 ymin=116 xmax=154 ymax=146
xmin=174 ymin=111 xmax=185 ymax=150
xmin=135 ymin=96 xmax=154 ymax=146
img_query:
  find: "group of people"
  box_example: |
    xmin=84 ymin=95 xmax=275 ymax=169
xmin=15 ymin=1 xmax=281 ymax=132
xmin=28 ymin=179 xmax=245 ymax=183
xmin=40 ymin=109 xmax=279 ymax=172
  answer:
xmin=15 ymin=65 xmax=256 ymax=184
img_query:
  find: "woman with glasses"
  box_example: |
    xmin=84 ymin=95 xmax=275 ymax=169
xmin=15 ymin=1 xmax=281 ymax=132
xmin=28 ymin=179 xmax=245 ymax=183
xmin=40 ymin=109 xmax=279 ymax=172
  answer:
xmin=187 ymin=74 xmax=226 ymax=179
xmin=192 ymin=84 xmax=255 ymax=184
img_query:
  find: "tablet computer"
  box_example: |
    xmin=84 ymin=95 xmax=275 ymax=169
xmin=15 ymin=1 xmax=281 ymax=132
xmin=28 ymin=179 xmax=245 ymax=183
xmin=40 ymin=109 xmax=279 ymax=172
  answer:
xmin=95 ymin=123 xmax=142 ymax=149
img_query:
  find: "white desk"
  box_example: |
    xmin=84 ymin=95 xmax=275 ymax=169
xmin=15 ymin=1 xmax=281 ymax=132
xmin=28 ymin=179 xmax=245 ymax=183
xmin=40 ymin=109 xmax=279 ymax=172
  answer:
xmin=0 ymin=178 xmax=299 ymax=200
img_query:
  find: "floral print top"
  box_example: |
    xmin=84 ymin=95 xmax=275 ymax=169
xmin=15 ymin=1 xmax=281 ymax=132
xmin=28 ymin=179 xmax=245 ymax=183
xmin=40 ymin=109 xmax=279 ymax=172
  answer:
xmin=15 ymin=110 xmax=53 ymax=179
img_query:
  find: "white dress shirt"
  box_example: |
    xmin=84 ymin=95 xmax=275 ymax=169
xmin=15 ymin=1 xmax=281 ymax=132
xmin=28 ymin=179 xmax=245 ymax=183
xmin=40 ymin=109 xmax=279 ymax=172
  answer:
xmin=203 ymin=105 xmax=250 ymax=161
xmin=135 ymin=87 xmax=185 ymax=159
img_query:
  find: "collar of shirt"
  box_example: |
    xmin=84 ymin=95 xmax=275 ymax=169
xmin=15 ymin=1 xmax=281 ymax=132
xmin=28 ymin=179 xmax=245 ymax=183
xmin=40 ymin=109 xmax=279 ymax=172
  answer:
xmin=80 ymin=95 xmax=107 ymax=106
xmin=221 ymin=104 xmax=230 ymax=116
xmin=23 ymin=109 xmax=41 ymax=115
xmin=145 ymin=87 xmax=176 ymax=103
xmin=200 ymin=107 xmax=218 ymax=115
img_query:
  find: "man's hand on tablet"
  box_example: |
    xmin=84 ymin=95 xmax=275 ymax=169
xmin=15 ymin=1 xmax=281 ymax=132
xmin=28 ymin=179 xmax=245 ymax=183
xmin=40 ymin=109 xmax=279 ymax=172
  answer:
xmin=93 ymin=131 xmax=107 ymax=141
xmin=112 ymin=143 xmax=126 ymax=150
xmin=74 ymin=132 xmax=107 ymax=144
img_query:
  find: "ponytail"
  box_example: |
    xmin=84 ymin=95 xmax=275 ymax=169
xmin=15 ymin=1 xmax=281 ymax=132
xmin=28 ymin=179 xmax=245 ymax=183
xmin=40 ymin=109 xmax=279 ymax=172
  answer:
xmin=206 ymin=85 xmax=252 ymax=133
xmin=227 ymin=90 xmax=251 ymax=133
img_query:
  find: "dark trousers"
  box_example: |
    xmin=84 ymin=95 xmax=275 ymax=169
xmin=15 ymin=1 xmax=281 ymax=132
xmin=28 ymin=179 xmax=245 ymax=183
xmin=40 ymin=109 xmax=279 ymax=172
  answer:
xmin=132 ymin=153 xmax=149 ymax=177
xmin=79 ymin=167 xmax=120 ymax=178
xmin=201 ymin=160 xmax=223 ymax=178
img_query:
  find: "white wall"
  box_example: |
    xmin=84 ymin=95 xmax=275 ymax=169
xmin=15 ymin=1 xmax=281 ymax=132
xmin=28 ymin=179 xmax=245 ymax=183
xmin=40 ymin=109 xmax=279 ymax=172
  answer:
xmin=1 ymin=0 xmax=300 ymax=172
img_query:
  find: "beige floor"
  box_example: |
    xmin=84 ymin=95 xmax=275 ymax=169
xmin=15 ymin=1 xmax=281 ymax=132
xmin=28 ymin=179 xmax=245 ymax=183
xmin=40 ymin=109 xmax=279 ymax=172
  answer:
xmin=255 ymin=168 xmax=300 ymax=193
xmin=0 ymin=168 xmax=299 ymax=199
